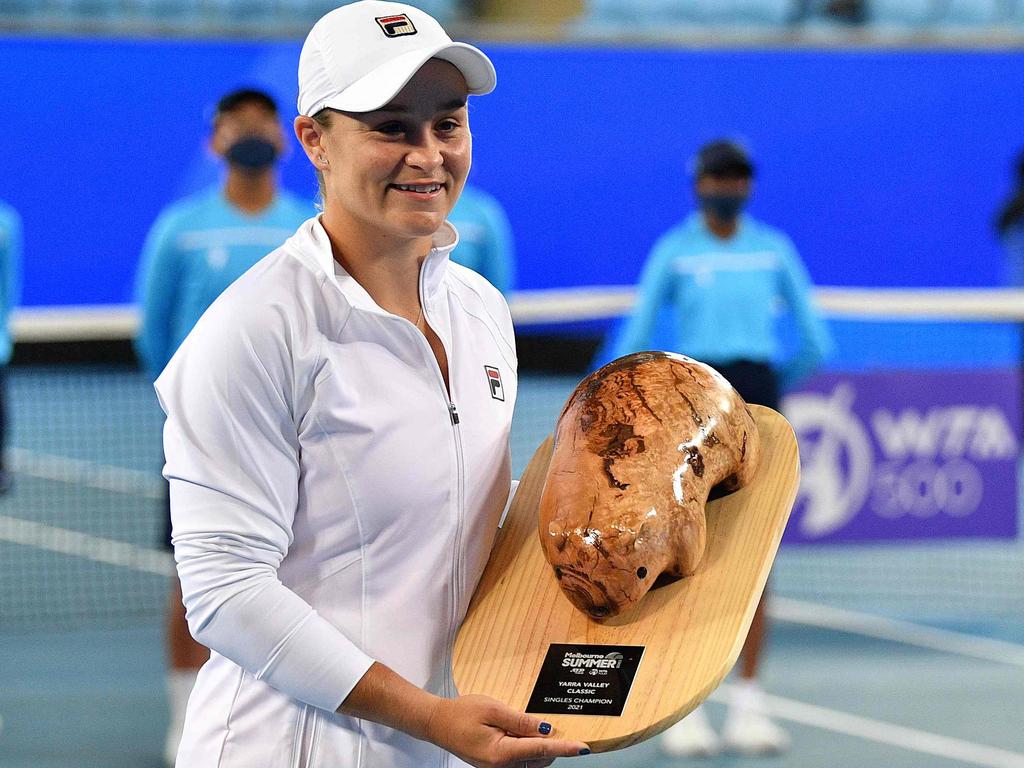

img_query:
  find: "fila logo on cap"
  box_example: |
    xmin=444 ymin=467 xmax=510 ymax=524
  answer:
xmin=376 ymin=14 xmax=417 ymax=37
xmin=485 ymin=366 xmax=504 ymax=401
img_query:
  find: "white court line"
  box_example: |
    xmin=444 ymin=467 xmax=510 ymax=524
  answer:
xmin=0 ymin=514 xmax=173 ymax=577
xmin=0 ymin=449 xmax=172 ymax=574
xmin=8 ymin=447 xmax=165 ymax=499
xmin=710 ymin=683 xmax=1024 ymax=768
xmin=2 ymin=511 xmax=1023 ymax=767
xmin=6 ymin=450 xmax=1024 ymax=668
xmin=771 ymin=597 xmax=1024 ymax=668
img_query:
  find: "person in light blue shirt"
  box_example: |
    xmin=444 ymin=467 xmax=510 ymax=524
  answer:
xmin=0 ymin=200 xmax=22 ymax=493
xmin=135 ymin=91 xmax=314 ymax=381
xmin=995 ymin=150 xmax=1024 ymax=287
xmin=133 ymin=88 xmax=313 ymax=767
xmin=610 ymin=141 xmax=832 ymax=759
xmin=995 ymin=149 xmax=1024 ymax=444
xmin=447 ymin=184 xmax=515 ymax=294
xmin=135 ymin=188 xmax=312 ymax=378
xmin=609 ymin=146 xmax=831 ymax=392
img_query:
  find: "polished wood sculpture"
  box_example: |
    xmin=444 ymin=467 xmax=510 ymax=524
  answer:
xmin=539 ymin=352 xmax=762 ymax=619
xmin=454 ymin=400 xmax=799 ymax=752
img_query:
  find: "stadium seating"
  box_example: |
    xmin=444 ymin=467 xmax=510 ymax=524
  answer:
xmin=682 ymin=0 xmax=801 ymax=25
xmin=584 ymin=0 xmax=800 ymax=27
xmin=942 ymin=0 xmax=1004 ymax=25
xmin=0 ymin=0 xmax=1018 ymax=31
xmin=0 ymin=0 xmax=460 ymax=26
xmin=868 ymin=0 xmax=1004 ymax=26
xmin=865 ymin=0 xmax=935 ymax=24
xmin=582 ymin=0 xmax=1014 ymax=29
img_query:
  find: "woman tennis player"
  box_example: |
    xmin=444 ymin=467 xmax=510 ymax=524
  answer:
xmin=156 ymin=2 xmax=590 ymax=766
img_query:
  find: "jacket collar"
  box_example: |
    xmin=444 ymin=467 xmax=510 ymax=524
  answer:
xmin=291 ymin=215 xmax=459 ymax=314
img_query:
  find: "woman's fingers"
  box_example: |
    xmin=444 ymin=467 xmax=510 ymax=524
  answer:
xmin=497 ymin=735 xmax=590 ymax=765
xmin=487 ymin=706 xmax=551 ymax=738
xmin=485 ymin=699 xmax=590 ymax=763
xmin=425 ymin=694 xmax=590 ymax=768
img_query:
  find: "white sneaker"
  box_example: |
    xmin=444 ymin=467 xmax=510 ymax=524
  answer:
xmin=164 ymin=725 xmax=181 ymax=768
xmin=721 ymin=681 xmax=790 ymax=756
xmin=165 ymin=669 xmax=199 ymax=767
xmin=660 ymin=705 xmax=721 ymax=758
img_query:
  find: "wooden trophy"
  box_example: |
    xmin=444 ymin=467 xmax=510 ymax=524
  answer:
xmin=453 ymin=353 xmax=800 ymax=753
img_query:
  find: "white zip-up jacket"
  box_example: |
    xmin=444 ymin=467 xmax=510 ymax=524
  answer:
xmin=155 ymin=216 xmax=517 ymax=768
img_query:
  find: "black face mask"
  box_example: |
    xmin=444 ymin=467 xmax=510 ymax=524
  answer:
xmin=226 ymin=137 xmax=279 ymax=172
xmin=699 ymin=193 xmax=748 ymax=222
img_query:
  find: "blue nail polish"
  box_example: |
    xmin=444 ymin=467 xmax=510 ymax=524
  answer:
xmin=579 ymin=748 xmax=591 ymax=755
xmin=538 ymin=722 xmax=552 ymax=735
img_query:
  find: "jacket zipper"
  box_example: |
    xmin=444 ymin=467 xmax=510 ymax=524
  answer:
xmin=408 ymin=288 xmax=465 ymax=708
xmin=446 ymin=400 xmax=465 ymax=693
xmin=439 ymin=402 xmax=463 ymax=768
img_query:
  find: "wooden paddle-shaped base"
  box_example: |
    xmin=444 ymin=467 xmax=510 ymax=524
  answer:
xmin=453 ymin=405 xmax=799 ymax=753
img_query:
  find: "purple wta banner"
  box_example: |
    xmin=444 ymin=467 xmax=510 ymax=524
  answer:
xmin=780 ymin=369 xmax=1020 ymax=544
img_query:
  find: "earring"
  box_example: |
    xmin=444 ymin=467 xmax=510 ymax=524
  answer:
xmin=319 ymin=155 xmax=329 ymax=166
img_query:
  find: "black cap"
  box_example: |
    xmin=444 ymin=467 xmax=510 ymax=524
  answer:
xmin=693 ymin=140 xmax=754 ymax=179
xmin=211 ymin=88 xmax=279 ymax=124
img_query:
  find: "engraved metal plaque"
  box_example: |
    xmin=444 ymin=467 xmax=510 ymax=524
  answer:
xmin=525 ymin=644 xmax=645 ymax=716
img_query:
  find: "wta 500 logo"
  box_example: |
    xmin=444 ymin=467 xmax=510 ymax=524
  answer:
xmin=783 ymin=382 xmax=1018 ymax=539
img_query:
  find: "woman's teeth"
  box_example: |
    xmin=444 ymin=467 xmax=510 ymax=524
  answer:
xmin=393 ymin=184 xmax=442 ymax=193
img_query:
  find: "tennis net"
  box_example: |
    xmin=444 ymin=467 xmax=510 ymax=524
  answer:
xmin=1 ymin=287 xmax=1022 ymax=630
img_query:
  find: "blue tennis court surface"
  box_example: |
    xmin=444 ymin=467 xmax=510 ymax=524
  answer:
xmin=2 ymin=619 xmax=1022 ymax=767
xmin=1 ymin=368 xmax=1022 ymax=767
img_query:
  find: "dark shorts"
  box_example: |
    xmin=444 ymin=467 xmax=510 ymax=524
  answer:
xmin=705 ymin=359 xmax=780 ymax=411
xmin=160 ymin=445 xmax=172 ymax=550
xmin=162 ymin=480 xmax=173 ymax=551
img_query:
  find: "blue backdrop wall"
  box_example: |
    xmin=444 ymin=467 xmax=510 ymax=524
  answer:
xmin=1 ymin=36 xmax=1022 ymax=307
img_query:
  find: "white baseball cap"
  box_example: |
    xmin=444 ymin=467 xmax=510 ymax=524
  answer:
xmin=297 ymin=1 xmax=497 ymax=116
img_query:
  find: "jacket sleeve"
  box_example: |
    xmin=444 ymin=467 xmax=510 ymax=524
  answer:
xmin=155 ymin=302 xmax=375 ymax=712
xmin=611 ymin=235 xmax=675 ymax=360
xmin=776 ymin=237 xmax=833 ymax=391
xmin=0 ymin=206 xmax=22 ymax=338
xmin=134 ymin=210 xmax=183 ymax=381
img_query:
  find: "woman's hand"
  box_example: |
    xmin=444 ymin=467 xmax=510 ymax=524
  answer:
xmin=339 ymin=663 xmax=590 ymax=766
xmin=422 ymin=694 xmax=591 ymax=768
